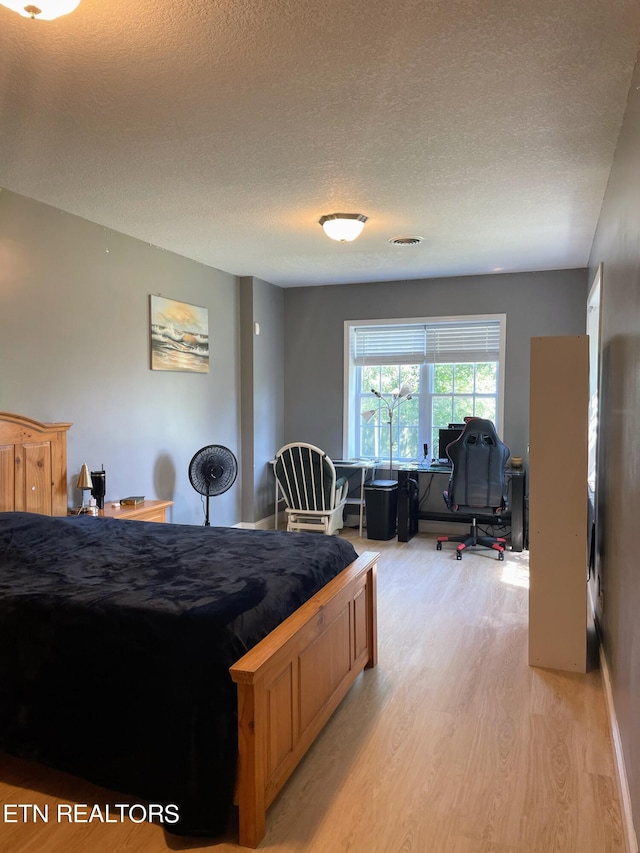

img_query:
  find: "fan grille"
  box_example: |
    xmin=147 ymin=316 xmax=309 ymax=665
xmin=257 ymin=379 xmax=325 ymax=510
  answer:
xmin=188 ymin=445 xmax=238 ymax=497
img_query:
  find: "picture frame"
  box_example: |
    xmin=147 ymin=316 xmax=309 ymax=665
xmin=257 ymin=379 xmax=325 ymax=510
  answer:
xmin=150 ymin=295 xmax=209 ymax=373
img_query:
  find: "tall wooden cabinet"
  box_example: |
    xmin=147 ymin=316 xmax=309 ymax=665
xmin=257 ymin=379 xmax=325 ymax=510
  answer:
xmin=0 ymin=413 xmax=72 ymax=517
xmin=528 ymin=336 xmax=589 ymax=672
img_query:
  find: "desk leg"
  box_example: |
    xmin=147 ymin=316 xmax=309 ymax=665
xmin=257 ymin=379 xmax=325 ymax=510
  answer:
xmin=397 ymin=470 xmax=418 ymax=543
xmin=510 ymin=474 xmax=525 ymax=551
xmin=359 ymin=468 xmax=365 ymax=537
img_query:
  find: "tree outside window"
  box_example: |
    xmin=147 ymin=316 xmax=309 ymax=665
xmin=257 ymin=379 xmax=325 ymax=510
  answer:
xmin=430 ymin=362 xmax=497 ymax=451
xmin=360 ymin=365 xmax=420 ymax=463
xmin=356 ymin=361 xmax=498 ymax=464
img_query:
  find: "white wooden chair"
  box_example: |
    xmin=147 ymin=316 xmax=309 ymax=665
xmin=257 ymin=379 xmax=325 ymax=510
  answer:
xmin=274 ymin=443 xmax=349 ymax=534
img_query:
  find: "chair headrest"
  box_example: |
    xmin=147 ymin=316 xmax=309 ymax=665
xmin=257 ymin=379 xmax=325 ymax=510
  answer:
xmin=446 ymin=418 xmax=510 ymax=510
xmin=447 ymin=418 xmax=510 ymax=467
xmin=457 ymin=418 xmax=502 ymax=447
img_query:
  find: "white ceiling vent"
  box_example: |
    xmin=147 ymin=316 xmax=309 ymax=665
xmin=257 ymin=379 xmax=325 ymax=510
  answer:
xmin=388 ymin=236 xmax=424 ymax=246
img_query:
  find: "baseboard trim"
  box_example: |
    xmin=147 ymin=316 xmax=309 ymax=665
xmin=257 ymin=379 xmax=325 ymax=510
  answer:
xmin=600 ymin=645 xmax=638 ymax=853
xmin=233 ymin=514 xmax=281 ymax=531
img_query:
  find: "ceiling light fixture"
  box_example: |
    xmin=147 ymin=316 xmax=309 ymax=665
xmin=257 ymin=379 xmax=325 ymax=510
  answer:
xmin=319 ymin=213 xmax=368 ymax=243
xmin=0 ymin=0 xmax=80 ymax=19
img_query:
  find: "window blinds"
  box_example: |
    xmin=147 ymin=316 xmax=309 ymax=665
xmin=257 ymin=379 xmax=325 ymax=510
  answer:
xmin=352 ymin=319 xmax=501 ymax=366
xmin=352 ymin=325 xmax=427 ymax=365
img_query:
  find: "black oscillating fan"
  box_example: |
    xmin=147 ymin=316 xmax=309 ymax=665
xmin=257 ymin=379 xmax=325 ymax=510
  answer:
xmin=188 ymin=445 xmax=238 ymax=526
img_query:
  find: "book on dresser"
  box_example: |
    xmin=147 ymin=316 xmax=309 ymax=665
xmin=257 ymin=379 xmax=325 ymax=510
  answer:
xmin=120 ymin=496 xmax=145 ymax=506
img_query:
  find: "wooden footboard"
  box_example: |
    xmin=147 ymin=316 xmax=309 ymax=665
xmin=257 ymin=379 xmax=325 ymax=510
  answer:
xmin=230 ymin=550 xmax=378 ymax=848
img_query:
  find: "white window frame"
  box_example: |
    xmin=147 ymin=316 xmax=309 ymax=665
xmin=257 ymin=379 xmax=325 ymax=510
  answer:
xmin=343 ymin=314 xmax=506 ymax=461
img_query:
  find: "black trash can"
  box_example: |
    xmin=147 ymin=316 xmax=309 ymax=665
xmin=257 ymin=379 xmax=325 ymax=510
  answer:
xmin=364 ymin=479 xmax=398 ymax=540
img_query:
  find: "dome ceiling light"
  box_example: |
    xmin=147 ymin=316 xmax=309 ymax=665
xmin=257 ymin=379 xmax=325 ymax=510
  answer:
xmin=0 ymin=0 xmax=81 ymax=19
xmin=319 ymin=213 xmax=368 ymax=243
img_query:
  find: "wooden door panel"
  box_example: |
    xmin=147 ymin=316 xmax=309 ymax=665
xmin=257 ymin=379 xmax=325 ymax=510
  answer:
xmin=0 ymin=445 xmax=16 ymax=511
xmin=21 ymin=441 xmax=52 ymax=516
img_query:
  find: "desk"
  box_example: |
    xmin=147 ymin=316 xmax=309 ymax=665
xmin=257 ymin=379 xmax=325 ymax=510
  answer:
xmin=396 ymin=466 xmax=526 ymax=551
xmin=332 ymin=460 xmax=376 ymax=536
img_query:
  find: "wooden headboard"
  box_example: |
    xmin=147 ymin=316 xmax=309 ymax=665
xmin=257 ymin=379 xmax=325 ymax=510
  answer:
xmin=0 ymin=413 xmax=72 ymax=516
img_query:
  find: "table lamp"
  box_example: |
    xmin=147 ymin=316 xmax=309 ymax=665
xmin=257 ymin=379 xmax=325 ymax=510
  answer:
xmin=77 ymin=463 xmax=95 ymax=514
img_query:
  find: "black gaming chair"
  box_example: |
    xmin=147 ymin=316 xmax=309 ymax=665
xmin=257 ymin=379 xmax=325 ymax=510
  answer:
xmin=436 ymin=418 xmax=511 ymax=560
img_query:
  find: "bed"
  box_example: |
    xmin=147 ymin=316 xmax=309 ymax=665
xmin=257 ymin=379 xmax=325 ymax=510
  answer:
xmin=0 ymin=415 xmax=378 ymax=849
xmin=0 ymin=513 xmax=378 ymax=846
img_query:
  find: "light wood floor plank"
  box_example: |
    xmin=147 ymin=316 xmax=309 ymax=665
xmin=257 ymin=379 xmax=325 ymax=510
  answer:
xmin=0 ymin=532 xmax=624 ymax=851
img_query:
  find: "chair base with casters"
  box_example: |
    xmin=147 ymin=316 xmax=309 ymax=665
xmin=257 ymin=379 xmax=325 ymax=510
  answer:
xmin=436 ymin=516 xmax=507 ymax=560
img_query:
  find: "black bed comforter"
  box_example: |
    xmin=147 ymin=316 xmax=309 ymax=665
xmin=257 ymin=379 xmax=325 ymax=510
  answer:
xmin=0 ymin=512 xmax=358 ymax=835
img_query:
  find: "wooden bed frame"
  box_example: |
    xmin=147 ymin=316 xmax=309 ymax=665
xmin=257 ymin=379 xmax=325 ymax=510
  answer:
xmin=0 ymin=412 xmax=379 ymax=848
xmin=230 ymin=549 xmax=378 ymax=847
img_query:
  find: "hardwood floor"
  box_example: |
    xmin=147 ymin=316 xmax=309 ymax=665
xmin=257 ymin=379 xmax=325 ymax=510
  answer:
xmin=0 ymin=532 xmax=624 ymax=852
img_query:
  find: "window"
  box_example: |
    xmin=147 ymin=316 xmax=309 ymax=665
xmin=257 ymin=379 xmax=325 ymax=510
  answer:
xmin=344 ymin=315 xmax=505 ymax=463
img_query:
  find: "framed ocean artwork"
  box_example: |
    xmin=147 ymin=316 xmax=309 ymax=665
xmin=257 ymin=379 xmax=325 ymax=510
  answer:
xmin=150 ymin=295 xmax=209 ymax=373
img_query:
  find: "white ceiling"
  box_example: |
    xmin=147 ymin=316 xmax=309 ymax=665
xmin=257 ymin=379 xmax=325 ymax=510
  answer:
xmin=1 ymin=0 xmax=639 ymax=287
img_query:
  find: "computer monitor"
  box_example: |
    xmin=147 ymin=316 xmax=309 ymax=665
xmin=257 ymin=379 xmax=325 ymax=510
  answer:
xmin=438 ymin=427 xmax=463 ymax=460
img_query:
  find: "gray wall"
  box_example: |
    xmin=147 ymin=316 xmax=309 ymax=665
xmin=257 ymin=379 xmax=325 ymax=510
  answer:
xmin=588 ymin=48 xmax=640 ymax=839
xmin=239 ymin=276 xmax=284 ymax=523
xmin=0 ymin=189 xmax=241 ymax=526
xmin=283 ymin=269 xmax=588 ymax=461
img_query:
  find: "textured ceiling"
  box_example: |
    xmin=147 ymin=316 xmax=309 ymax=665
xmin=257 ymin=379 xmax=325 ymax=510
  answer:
xmin=1 ymin=0 xmax=639 ymax=286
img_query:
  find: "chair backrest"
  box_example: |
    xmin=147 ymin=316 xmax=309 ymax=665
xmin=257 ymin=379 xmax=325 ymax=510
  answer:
xmin=274 ymin=443 xmax=338 ymax=512
xmin=446 ymin=418 xmax=510 ymax=509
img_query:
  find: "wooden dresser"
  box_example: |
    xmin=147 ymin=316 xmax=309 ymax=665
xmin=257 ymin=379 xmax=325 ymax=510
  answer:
xmin=0 ymin=412 xmax=72 ymax=516
xmin=100 ymin=499 xmax=173 ymax=523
